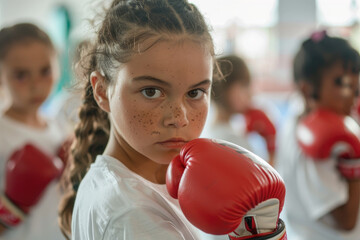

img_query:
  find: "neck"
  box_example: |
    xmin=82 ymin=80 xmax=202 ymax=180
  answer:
xmin=4 ymin=106 xmax=46 ymax=128
xmin=104 ymin=130 xmax=167 ymax=184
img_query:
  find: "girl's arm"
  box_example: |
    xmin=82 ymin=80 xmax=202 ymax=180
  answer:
xmin=329 ymin=180 xmax=360 ymax=230
xmin=0 ymin=224 xmax=6 ymax=234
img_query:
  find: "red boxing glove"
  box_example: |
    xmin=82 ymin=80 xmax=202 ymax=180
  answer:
xmin=0 ymin=144 xmax=64 ymax=227
xmin=166 ymin=138 xmax=286 ymax=240
xmin=57 ymin=136 xmax=73 ymax=166
xmin=297 ymin=108 xmax=360 ymax=180
xmin=244 ymin=108 xmax=276 ymax=153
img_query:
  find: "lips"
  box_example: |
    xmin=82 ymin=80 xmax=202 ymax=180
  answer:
xmin=157 ymin=138 xmax=188 ymax=149
xmin=31 ymin=97 xmax=46 ymax=104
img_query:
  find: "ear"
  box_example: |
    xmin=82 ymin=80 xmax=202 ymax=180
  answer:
xmin=90 ymin=71 xmax=110 ymax=112
xmin=298 ymin=80 xmax=314 ymax=100
xmin=297 ymin=80 xmax=316 ymax=112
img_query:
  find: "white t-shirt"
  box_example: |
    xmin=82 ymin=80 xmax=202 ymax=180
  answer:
xmin=276 ymin=114 xmax=360 ymax=240
xmin=0 ymin=114 xmax=66 ymax=240
xmin=201 ymin=122 xmax=252 ymax=152
xmin=72 ymin=155 xmax=219 ymax=240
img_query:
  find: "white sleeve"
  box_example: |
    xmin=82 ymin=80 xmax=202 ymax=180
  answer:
xmin=297 ymin=155 xmax=348 ymax=220
xmin=103 ymin=207 xmax=188 ymax=240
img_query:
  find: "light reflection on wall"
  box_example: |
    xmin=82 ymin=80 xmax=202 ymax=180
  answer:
xmin=190 ymin=0 xmax=281 ymax=92
xmin=190 ymin=0 xmax=360 ymax=93
xmin=189 ymin=0 xmax=278 ymax=28
xmin=317 ymin=0 xmax=360 ymax=26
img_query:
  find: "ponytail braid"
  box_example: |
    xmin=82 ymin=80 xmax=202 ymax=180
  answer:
xmin=58 ymin=54 xmax=110 ymax=238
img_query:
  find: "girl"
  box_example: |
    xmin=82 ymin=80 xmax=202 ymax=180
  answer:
xmin=0 ymin=23 xmax=66 ymax=239
xmin=206 ymin=55 xmax=277 ymax=166
xmin=59 ymin=0 xmax=219 ymax=239
xmin=276 ymin=31 xmax=360 ymax=240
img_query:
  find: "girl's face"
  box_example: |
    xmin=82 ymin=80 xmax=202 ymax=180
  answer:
xmin=227 ymin=81 xmax=252 ymax=113
xmin=105 ymin=39 xmax=213 ymax=164
xmin=0 ymin=41 xmax=58 ymax=112
xmin=317 ymin=61 xmax=359 ymax=115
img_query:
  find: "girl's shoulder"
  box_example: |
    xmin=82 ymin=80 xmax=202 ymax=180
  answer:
xmin=0 ymin=113 xmax=66 ymax=156
xmin=74 ymin=155 xmax=174 ymax=231
xmin=78 ymin=154 xmax=178 ymax=213
xmin=0 ymin=113 xmax=58 ymax=133
xmin=77 ymin=155 xmax=167 ymax=206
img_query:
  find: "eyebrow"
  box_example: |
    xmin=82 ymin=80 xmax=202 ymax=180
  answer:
xmin=13 ymin=68 xmax=29 ymax=74
xmin=191 ymin=79 xmax=211 ymax=89
xmin=13 ymin=63 xmax=51 ymax=72
xmin=132 ymin=75 xmax=211 ymax=89
xmin=132 ymin=76 xmax=171 ymax=87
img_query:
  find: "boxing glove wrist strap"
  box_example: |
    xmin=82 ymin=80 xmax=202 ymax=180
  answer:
xmin=0 ymin=195 xmax=25 ymax=227
xmin=337 ymin=158 xmax=360 ymax=180
xmin=229 ymin=219 xmax=287 ymax=240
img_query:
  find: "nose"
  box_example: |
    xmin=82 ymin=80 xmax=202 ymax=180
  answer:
xmin=163 ymin=102 xmax=190 ymax=128
xmin=341 ymin=76 xmax=357 ymax=97
xmin=29 ymin=75 xmax=46 ymax=93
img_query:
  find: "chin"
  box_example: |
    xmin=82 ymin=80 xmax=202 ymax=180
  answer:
xmin=341 ymin=108 xmax=352 ymax=116
xmin=155 ymin=151 xmax=180 ymax=165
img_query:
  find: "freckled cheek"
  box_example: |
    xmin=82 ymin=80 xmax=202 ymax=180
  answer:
xmin=189 ymin=107 xmax=208 ymax=132
xmin=11 ymin=82 xmax=26 ymax=92
xmin=11 ymin=86 xmax=29 ymax=100
xmin=45 ymin=78 xmax=55 ymax=88
xmin=126 ymin=109 xmax=161 ymax=137
xmin=41 ymin=83 xmax=53 ymax=96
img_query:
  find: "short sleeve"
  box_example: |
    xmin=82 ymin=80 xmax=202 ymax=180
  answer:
xmin=297 ymin=155 xmax=348 ymax=220
xmin=103 ymin=207 xmax=188 ymax=240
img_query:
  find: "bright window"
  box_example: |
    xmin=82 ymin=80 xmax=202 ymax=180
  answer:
xmin=317 ymin=0 xmax=360 ymax=26
xmin=190 ymin=0 xmax=278 ymax=28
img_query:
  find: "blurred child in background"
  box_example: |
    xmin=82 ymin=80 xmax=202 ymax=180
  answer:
xmin=276 ymin=30 xmax=360 ymax=240
xmin=205 ymin=55 xmax=277 ymax=166
xmin=0 ymin=23 xmax=67 ymax=240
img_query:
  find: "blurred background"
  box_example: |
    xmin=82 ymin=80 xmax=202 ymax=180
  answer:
xmin=0 ymin=0 xmax=359 ymax=154
xmin=1 ymin=1 xmax=360 ymax=238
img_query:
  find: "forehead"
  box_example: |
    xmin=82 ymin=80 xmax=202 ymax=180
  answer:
xmin=321 ymin=61 xmax=360 ymax=84
xmin=325 ymin=60 xmax=359 ymax=74
xmin=119 ymin=39 xmax=213 ymax=85
xmin=321 ymin=61 xmax=359 ymax=87
xmin=2 ymin=41 xmax=55 ymax=68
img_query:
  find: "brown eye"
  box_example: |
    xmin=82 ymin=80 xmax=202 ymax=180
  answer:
xmin=334 ymin=77 xmax=343 ymax=86
xmin=141 ymin=88 xmax=162 ymax=99
xmin=14 ymin=71 xmax=27 ymax=81
xmin=187 ymin=89 xmax=204 ymax=99
xmin=41 ymin=66 xmax=51 ymax=77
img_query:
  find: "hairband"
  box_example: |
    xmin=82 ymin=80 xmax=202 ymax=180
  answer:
xmin=311 ymin=30 xmax=327 ymax=43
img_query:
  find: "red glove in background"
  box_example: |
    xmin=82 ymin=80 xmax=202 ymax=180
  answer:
xmin=57 ymin=136 xmax=73 ymax=170
xmin=0 ymin=144 xmax=64 ymax=227
xmin=244 ymin=108 xmax=277 ymax=154
xmin=297 ymin=108 xmax=360 ymax=180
